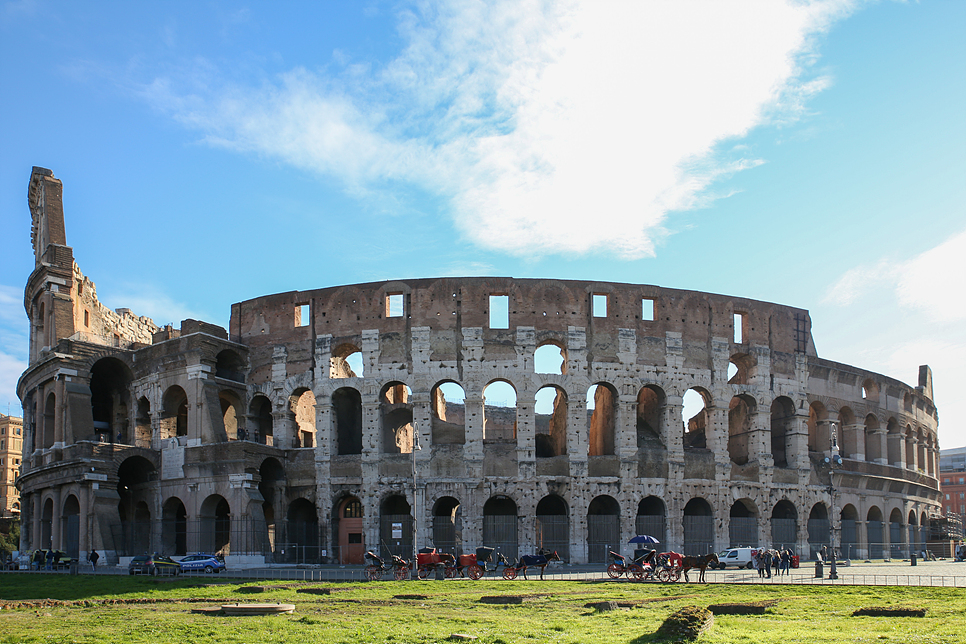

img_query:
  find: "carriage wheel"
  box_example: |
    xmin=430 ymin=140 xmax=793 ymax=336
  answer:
xmin=606 ymin=563 xmax=623 ymax=579
xmin=394 ymin=566 xmax=410 ymax=581
xmin=503 ymin=566 xmax=518 ymax=580
xmin=657 ymin=568 xmax=672 ymax=583
xmin=445 ymin=566 xmax=459 ymax=579
xmin=467 ymin=564 xmax=484 ymax=580
xmin=365 ymin=565 xmax=382 ymax=581
xmin=628 ymin=564 xmax=644 ymax=581
xmin=671 ymin=570 xmax=681 ymax=582
xmin=417 ymin=565 xmax=431 ymax=580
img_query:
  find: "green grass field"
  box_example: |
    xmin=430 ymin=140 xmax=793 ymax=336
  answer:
xmin=0 ymin=576 xmax=963 ymax=643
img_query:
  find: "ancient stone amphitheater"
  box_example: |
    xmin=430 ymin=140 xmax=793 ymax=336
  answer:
xmin=17 ymin=168 xmax=941 ymax=567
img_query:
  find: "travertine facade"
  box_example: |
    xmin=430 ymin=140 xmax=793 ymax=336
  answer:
xmin=0 ymin=414 xmax=23 ymax=517
xmin=17 ymin=168 xmax=942 ymax=566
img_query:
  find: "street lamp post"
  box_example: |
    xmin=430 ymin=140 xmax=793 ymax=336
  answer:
xmin=412 ymin=421 xmax=421 ymax=577
xmin=826 ymin=421 xmax=841 ymax=580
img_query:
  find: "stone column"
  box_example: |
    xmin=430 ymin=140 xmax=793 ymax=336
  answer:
xmin=872 ymin=429 xmax=888 ymax=465
xmin=846 ymin=423 xmax=865 ymax=461
xmin=54 ymin=375 xmax=66 ymax=446
xmin=888 ymin=432 xmax=905 ymax=468
xmin=567 ymin=397 xmax=588 ymax=478
xmin=78 ymin=485 xmax=90 ymax=555
xmin=787 ymin=414 xmax=809 ymax=470
xmin=515 ymin=393 xmax=535 ymax=477
xmin=856 ymin=520 xmax=868 ymax=560
xmin=463 ymin=396 xmax=485 ymax=461
xmin=906 ymin=437 xmax=918 ymax=472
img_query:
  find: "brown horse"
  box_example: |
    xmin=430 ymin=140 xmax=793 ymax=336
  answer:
xmin=681 ymin=553 xmax=719 ymax=583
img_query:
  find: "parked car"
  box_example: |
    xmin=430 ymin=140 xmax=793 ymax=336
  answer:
xmin=178 ymin=553 xmax=226 ymax=574
xmin=716 ymin=547 xmax=758 ymax=569
xmin=128 ymin=554 xmax=180 ymax=576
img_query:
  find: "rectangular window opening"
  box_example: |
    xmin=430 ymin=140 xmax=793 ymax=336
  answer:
xmin=489 ymin=294 xmax=509 ymax=329
xmin=84 ymin=310 xmax=90 ymax=327
xmin=642 ymin=297 xmax=655 ymax=321
xmin=592 ymin=293 xmax=608 ymax=318
xmin=386 ymin=293 xmax=404 ymax=318
xmin=295 ymin=304 xmax=310 ymax=327
xmin=733 ymin=312 xmax=744 ymax=344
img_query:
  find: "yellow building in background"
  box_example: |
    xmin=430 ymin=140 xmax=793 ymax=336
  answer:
xmin=0 ymin=414 xmax=23 ymax=516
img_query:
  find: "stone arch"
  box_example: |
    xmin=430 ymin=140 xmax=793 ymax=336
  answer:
xmin=864 ymin=414 xmax=881 ymax=462
xmin=286 ymin=499 xmax=320 ymax=563
xmin=432 ymin=496 xmax=461 ymax=555
xmin=587 ymin=382 xmax=617 ymax=456
xmin=215 ymin=349 xmax=246 ymax=382
xmin=728 ymin=352 xmax=756 ymax=385
xmin=200 ymin=494 xmax=231 ymax=556
xmin=838 ymin=406 xmax=858 ymax=459
xmin=258 ymin=457 xmax=285 ymax=554
xmin=889 ymin=507 xmax=904 ymax=559
xmin=840 ymin=504 xmax=859 ymax=559
xmin=587 ymin=495 xmax=620 ymax=563
xmin=219 ymin=389 xmax=244 ymax=441
xmin=886 ymin=417 xmax=902 ymax=465
xmin=90 ymin=357 xmax=133 ymax=443
xmin=290 ymin=388 xmax=316 ymax=448
xmin=907 ymin=509 xmax=920 ymax=554
xmin=637 ymin=385 xmax=665 ymax=447
xmin=534 ymin=341 xmax=567 ymax=375
xmin=535 ymin=385 xmax=568 ymax=457
xmin=728 ymin=394 xmax=756 ymax=465
xmin=905 ymin=424 xmax=915 ymax=468
xmin=41 ymin=497 xmax=53 ymax=549
xmin=770 ymin=396 xmax=795 ymax=467
xmin=807 ymin=401 xmax=829 ymax=454
xmin=380 ymin=381 xmax=413 ymax=454
xmin=42 ymin=392 xmax=56 ymax=449
xmin=249 ymin=395 xmax=273 ymax=445
xmin=135 ymin=396 xmax=151 ymax=448
xmin=483 ymin=379 xmax=517 ymax=441
xmin=334 ymin=495 xmax=364 ymax=564
xmin=682 ymin=387 xmax=710 ymax=449
xmin=770 ymin=500 xmax=798 ymax=550
xmin=861 ymin=378 xmax=879 ymax=403
xmin=431 ymin=380 xmax=466 ymax=445
xmin=866 ymin=506 xmax=884 ymax=559
xmin=483 ymin=495 xmax=518 ymax=560
xmin=161 ymin=496 xmax=187 ymax=556
xmin=683 ymin=498 xmax=714 ymax=555
xmin=161 ymin=385 xmax=188 ymax=439
xmin=117 ymin=455 xmax=156 ymax=555
xmin=61 ymin=494 xmax=80 ymax=560
xmin=807 ymin=503 xmax=830 ymax=558
xmin=729 ymin=499 xmax=759 ymax=547
xmin=536 ymin=495 xmax=569 ymax=561
xmin=380 ymin=494 xmax=413 ymax=558
xmin=331 ymin=343 xmax=363 ymax=378
xmin=333 ymin=387 xmax=363 ymax=455
xmin=636 ymin=496 xmax=667 ymax=549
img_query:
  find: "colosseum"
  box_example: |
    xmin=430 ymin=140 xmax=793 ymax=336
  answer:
xmin=17 ymin=167 xmax=942 ymax=567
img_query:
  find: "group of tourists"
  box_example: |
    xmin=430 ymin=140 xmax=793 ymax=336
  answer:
xmin=754 ymin=548 xmax=793 ymax=578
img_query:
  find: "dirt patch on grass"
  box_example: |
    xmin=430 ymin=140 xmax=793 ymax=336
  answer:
xmin=707 ymin=600 xmax=780 ymax=615
xmin=852 ymin=606 xmax=927 ymax=617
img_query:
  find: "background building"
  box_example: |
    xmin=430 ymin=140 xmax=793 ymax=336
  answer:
xmin=17 ymin=168 xmax=943 ymax=566
xmin=0 ymin=414 xmax=23 ymax=517
xmin=939 ymin=447 xmax=966 ymax=541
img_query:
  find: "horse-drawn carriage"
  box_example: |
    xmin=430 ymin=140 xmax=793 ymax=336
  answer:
xmin=463 ymin=547 xmax=516 ymax=580
xmin=364 ymin=551 xmax=411 ymax=581
xmin=605 ymin=550 xmax=718 ymax=583
xmin=415 ymin=548 xmax=459 ymax=579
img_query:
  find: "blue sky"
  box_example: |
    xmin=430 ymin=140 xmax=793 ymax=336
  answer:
xmin=1 ymin=0 xmax=964 ymax=447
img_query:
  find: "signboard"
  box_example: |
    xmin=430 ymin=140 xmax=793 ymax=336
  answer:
xmin=392 ymin=522 xmax=403 ymax=539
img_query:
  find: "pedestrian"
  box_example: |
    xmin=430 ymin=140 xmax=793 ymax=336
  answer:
xmin=754 ymin=552 xmax=763 ymax=578
xmin=772 ymin=551 xmax=781 ymax=576
xmin=88 ymin=549 xmax=99 ymax=572
xmin=764 ymin=551 xmax=772 ymax=578
xmin=45 ymin=549 xmax=54 ymax=571
xmin=780 ymin=549 xmax=791 ymax=575
xmin=32 ymin=549 xmax=43 ymax=571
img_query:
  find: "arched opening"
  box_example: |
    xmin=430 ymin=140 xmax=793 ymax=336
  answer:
xmin=331 ymin=343 xmax=363 ymax=378
xmin=200 ymin=495 xmax=231 ymax=556
xmin=258 ymin=458 xmax=285 ymax=556
xmin=432 ymin=496 xmax=461 ymax=556
xmin=887 ymin=418 xmax=902 ymax=465
xmin=636 ymin=496 xmax=667 ymax=550
xmin=889 ymin=508 xmax=904 ymax=559
xmin=381 ymin=382 xmax=413 ymax=454
xmin=587 ymin=495 xmax=620 ymax=563
xmin=770 ymin=500 xmax=798 ymax=551
xmin=770 ymin=397 xmax=795 ymax=467
xmin=483 ymin=380 xmax=517 ymax=441
xmin=290 ymin=389 xmax=316 ymax=448
xmin=335 ymin=496 xmax=364 ymax=564
xmin=807 ymin=503 xmax=830 ymax=559
xmin=286 ymin=499 xmax=320 ymax=564
xmin=333 ymin=387 xmax=363 ymax=455
xmin=41 ymin=498 xmax=53 ymax=549
xmin=249 ymin=395 xmax=273 ymax=445
xmin=215 ymin=349 xmax=246 ymax=382
xmin=117 ymin=456 xmax=156 ymax=555
xmin=637 ymin=385 xmax=665 ymax=447
xmin=917 ymin=429 xmax=927 ymax=473
xmin=161 ymin=497 xmax=187 ymax=556
xmin=535 ymin=385 xmax=567 ymax=457
xmin=907 ymin=510 xmax=919 ymax=554
xmin=838 ymin=407 xmax=857 ymax=459
xmin=865 ymin=414 xmax=881 ymax=462
xmin=905 ymin=425 xmax=915 ymax=469
xmin=587 ymin=383 xmax=617 ymax=456
xmin=90 ymin=357 xmax=133 ymax=444
xmin=380 ymin=495 xmax=413 ymax=558
xmin=534 ymin=342 xmax=567 ymax=374
xmin=483 ymin=496 xmax=518 ymax=561
xmin=728 ymin=394 xmax=755 ymax=465
xmin=682 ymin=388 xmax=708 ymax=449
xmin=728 ymin=353 xmax=755 ymax=385
xmin=219 ymin=390 xmax=244 ymax=441
xmin=43 ymin=392 xmax=56 ymax=449
xmin=61 ymin=495 xmax=80 ymax=560
xmin=161 ymin=386 xmax=188 ymax=440
xmin=431 ymin=381 xmax=466 ymax=445
xmin=866 ymin=506 xmax=884 ymax=559
xmin=729 ymin=499 xmax=758 ymax=547
xmin=135 ymin=397 xmax=152 ymax=448
xmin=861 ymin=379 xmax=879 ymax=402
xmin=807 ymin=401 xmax=829 ymax=454
xmin=536 ymin=495 xmax=569 ymax=561
xmin=683 ymin=498 xmax=714 ymax=555
xmin=840 ymin=504 xmax=859 ymax=560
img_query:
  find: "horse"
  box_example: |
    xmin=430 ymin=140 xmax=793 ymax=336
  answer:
xmin=516 ymin=549 xmax=561 ymax=580
xmin=681 ymin=553 xmax=719 ymax=583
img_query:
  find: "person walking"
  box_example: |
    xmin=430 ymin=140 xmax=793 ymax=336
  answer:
xmin=88 ymin=549 xmax=99 ymax=572
xmin=45 ymin=549 xmax=54 ymax=571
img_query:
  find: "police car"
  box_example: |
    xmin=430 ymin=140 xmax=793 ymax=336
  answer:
xmin=178 ymin=553 xmax=227 ymax=574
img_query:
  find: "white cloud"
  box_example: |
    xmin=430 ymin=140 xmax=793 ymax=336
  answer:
xmin=895 ymin=229 xmax=966 ymax=323
xmin=101 ymin=285 xmax=210 ymax=329
xmin=136 ymin=0 xmax=857 ymax=258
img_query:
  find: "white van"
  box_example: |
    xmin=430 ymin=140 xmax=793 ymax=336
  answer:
xmin=717 ymin=547 xmax=758 ymax=569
